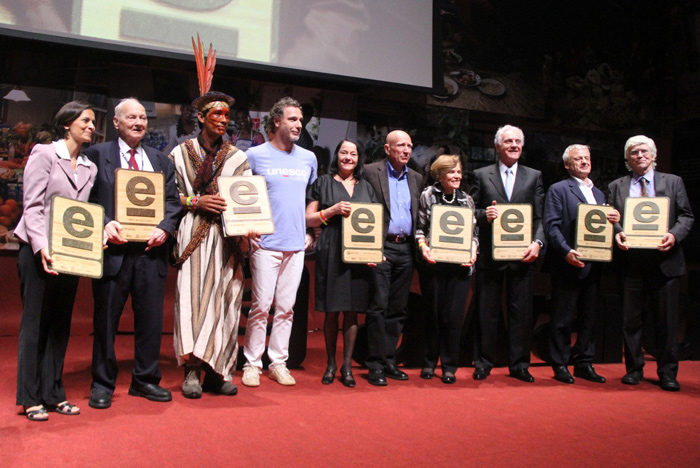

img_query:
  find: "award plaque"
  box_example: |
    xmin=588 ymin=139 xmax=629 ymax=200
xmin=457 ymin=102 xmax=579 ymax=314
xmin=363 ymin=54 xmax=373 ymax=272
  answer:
xmin=219 ymin=175 xmax=275 ymax=236
xmin=49 ymin=196 xmax=104 ymax=278
xmin=622 ymin=197 xmax=670 ymax=248
xmin=429 ymin=205 xmax=474 ymax=264
xmin=492 ymin=203 xmax=532 ymax=260
xmin=575 ymin=204 xmax=614 ymax=262
xmin=342 ymin=203 xmax=384 ymax=263
xmin=114 ymin=168 xmax=165 ymax=241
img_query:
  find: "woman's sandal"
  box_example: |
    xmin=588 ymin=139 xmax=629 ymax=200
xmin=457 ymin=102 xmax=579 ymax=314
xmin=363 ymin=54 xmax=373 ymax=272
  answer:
xmin=54 ymin=401 xmax=81 ymax=415
xmin=24 ymin=405 xmax=48 ymax=421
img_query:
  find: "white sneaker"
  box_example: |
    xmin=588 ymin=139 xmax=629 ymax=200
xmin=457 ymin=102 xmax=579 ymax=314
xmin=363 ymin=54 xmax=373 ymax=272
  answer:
xmin=242 ymin=366 xmax=261 ymax=387
xmin=269 ymin=364 xmax=296 ymax=386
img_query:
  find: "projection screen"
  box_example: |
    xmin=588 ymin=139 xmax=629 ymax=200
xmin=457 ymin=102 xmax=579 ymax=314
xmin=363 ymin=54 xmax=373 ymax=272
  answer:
xmin=0 ymin=0 xmax=436 ymax=90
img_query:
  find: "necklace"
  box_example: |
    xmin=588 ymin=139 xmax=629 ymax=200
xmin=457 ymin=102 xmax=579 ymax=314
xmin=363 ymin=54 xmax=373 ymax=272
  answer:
xmin=441 ymin=190 xmax=456 ymax=204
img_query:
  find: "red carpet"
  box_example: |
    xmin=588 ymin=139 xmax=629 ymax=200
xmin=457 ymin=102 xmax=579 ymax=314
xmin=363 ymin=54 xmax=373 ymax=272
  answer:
xmin=2 ymin=331 xmax=700 ymax=468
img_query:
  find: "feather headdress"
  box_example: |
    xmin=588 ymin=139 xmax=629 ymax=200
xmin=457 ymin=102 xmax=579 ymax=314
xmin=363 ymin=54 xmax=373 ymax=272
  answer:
xmin=190 ymin=34 xmax=234 ymax=111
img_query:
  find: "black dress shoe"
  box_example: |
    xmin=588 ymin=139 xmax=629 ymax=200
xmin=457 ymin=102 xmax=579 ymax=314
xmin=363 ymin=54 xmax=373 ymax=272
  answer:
xmin=660 ymin=376 xmax=680 ymax=392
xmin=128 ymin=383 xmax=172 ymax=402
xmin=621 ymin=371 xmax=643 ymax=385
xmin=89 ymin=388 xmax=111 ymax=409
xmin=420 ymin=368 xmax=435 ymax=379
xmin=574 ymin=365 xmax=606 ymax=383
xmin=340 ymin=366 xmax=356 ymax=388
xmin=442 ymin=372 xmax=456 ymax=384
xmin=473 ymin=367 xmax=490 ymax=380
xmin=553 ymin=366 xmax=574 ymax=384
xmin=509 ymin=369 xmax=535 ymax=383
xmin=321 ymin=366 xmax=336 ymax=385
xmin=384 ymin=365 xmax=409 ymax=381
xmin=368 ymin=369 xmax=387 ymax=386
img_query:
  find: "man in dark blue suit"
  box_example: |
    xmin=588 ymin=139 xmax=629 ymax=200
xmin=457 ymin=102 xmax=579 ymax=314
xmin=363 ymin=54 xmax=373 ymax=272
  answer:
xmin=85 ymin=98 xmax=181 ymax=409
xmin=543 ymin=144 xmax=619 ymax=384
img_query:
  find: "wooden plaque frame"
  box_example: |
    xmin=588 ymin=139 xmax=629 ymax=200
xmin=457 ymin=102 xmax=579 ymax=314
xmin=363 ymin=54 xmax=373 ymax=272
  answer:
xmin=342 ymin=203 xmax=384 ymax=263
xmin=114 ymin=168 xmax=165 ymax=241
xmin=49 ymin=196 xmax=104 ymax=278
xmin=575 ymin=204 xmax=614 ymax=262
xmin=622 ymin=197 xmax=670 ymax=249
xmin=492 ymin=203 xmax=532 ymax=260
xmin=219 ymin=175 xmax=275 ymax=236
xmin=429 ymin=205 xmax=474 ymax=264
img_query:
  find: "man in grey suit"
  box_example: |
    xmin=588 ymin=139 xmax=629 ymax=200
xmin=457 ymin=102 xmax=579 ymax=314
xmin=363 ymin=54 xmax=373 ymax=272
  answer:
xmin=363 ymin=130 xmax=422 ymax=386
xmin=609 ymin=135 xmax=694 ymax=391
xmin=469 ymin=125 xmax=545 ymax=382
xmin=86 ymin=98 xmax=181 ymax=409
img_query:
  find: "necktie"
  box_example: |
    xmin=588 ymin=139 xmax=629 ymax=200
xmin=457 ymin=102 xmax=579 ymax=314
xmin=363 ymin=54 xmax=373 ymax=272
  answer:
xmin=505 ymin=168 xmax=514 ymax=200
xmin=128 ymin=148 xmax=139 ymax=171
xmin=639 ymin=177 xmax=648 ymax=197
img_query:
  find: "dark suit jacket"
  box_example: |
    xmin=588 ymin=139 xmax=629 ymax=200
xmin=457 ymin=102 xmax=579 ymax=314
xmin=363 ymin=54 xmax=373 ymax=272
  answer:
xmin=543 ymin=177 xmax=606 ymax=280
xmin=85 ymin=140 xmax=181 ymax=277
xmin=469 ymin=162 xmax=545 ymax=270
xmin=363 ymin=160 xmax=423 ymax=238
xmin=608 ymin=171 xmax=694 ymax=278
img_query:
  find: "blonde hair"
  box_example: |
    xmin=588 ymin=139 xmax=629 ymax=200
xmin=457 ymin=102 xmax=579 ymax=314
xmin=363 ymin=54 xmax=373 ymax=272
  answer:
xmin=430 ymin=155 xmax=461 ymax=181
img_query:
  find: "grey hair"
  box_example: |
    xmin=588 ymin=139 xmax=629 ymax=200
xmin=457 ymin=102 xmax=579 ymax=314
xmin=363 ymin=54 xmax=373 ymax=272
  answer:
xmin=268 ymin=96 xmax=301 ymax=134
xmin=494 ymin=125 xmax=524 ymax=146
xmin=562 ymin=144 xmax=591 ymax=164
xmin=624 ymin=135 xmax=657 ymax=171
xmin=114 ymin=97 xmax=141 ymax=118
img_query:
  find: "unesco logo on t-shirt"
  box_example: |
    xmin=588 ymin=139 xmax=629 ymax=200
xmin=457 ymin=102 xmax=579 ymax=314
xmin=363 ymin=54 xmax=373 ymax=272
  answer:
xmin=265 ymin=168 xmax=309 ymax=180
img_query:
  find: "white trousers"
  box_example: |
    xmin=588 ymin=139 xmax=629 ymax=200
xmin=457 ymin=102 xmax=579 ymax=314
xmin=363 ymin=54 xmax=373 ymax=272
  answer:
xmin=243 ymin=248 xmax=305 ymax=369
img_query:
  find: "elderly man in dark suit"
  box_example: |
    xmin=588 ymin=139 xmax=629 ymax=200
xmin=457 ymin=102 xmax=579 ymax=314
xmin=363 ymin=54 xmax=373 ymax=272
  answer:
xmin=544 ymin=144 xmax=620 ymax=384
xmin=609 ymin=135 xmax=694 ymax=391
xmin=363 ymin=130 xmax=422 ymax=386
xmin=469 ymin=124 xmax=545 ymax=382
xmin=85 ymin=98 xmax=181 ymax=408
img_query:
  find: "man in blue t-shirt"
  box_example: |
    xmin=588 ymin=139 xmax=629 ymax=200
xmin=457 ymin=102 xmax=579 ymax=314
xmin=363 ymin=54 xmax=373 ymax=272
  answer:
xmin=241 ymin=97 xmax=317 ymax=387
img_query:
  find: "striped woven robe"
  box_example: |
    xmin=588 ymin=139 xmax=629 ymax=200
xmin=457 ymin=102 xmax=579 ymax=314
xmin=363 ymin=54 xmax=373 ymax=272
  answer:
xmin=170 ymin=138 xmax=251 ymax=381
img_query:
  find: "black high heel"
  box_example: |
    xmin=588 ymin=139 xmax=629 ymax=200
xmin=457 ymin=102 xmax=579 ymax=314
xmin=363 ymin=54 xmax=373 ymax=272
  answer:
xmin=322 ymin=366 xmax=336 ymax=384
xmin=340 ymin=366 xmax=356 ymax=388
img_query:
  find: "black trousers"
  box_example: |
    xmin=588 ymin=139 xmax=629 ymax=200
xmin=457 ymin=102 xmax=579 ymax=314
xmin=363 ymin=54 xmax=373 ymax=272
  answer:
xmin=16 ymin=243 xmax=79 ymax=407
xmin=418 ymin=263 xmax=471 ymax=373
xmin=548 ymin=274 xmax=598 ymax=367
xmin=365 ymin=240 xmax=413 ymax=371
xmin=91 ymin=250 xmax=166 ymax=393
xmin=473 ymin=266 xmax=534 ymax=372
xmin=622 ymin=270 xmax=679 ymax=379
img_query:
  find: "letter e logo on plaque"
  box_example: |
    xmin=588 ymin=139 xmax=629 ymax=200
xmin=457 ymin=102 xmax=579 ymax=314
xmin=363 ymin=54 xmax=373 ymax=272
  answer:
xmin=342 ymin=203 xmax=383 ymax=263
xmin=114 ymin=168 xmax=165 ymax=241
xmin=49 ymin=196 xmax=104 ymax=278
xmin=429 ymin=205 xmax=474 ymax=264
xmin=492 ymin=203 xmax=532 ymax=260
xmin=218 ymin=175 xmax=274 ymax=236
xmin=622 ymin=197 xmax=670 ymax=248
xmin=575 ymin=204 xmax=613 ymax=262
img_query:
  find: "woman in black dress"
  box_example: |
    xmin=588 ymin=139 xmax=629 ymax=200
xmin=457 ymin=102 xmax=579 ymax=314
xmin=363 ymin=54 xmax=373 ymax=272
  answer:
xmin=415 ymin=155 xmax=478 ymax=384
xmin=306 ymin=140 xmax=376 ymax=387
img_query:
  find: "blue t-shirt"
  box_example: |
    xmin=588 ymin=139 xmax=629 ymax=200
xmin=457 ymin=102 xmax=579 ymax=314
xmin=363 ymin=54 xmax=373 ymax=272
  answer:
xmin=246 ymin=142 xmax=317 ymax=251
